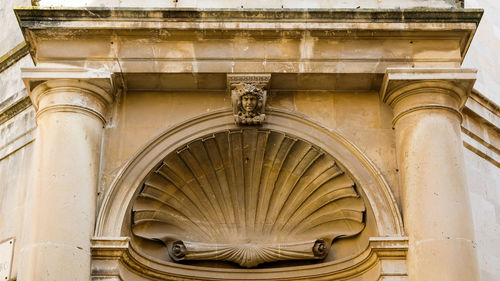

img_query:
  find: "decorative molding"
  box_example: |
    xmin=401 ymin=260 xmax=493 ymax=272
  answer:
xmin=470 ymin=89 xmax=500 ymax=115
xmin=380 ymin=68 xmax=477 ymax=108
xmin=461 ymin=89 xmax=500 ymax=167
xmin=0 ymin=108 xmax=36 ymax=161
xmin=131 ymin=129 xmax=365 ymax=267
xmin=21 ymin=68 xmax=114 ymax=124
xmin=15 ymin=7 xmax=481 ymax=69
xmin=14 ymin=8 xmax=483 ymax=25
xmin=462 ymin=133 xmax=500 ymax=168
xmin=91 ymin=237 xmax=408 ymax=280
xmin=21 ymin=68 xmax=114 ymax=102
xmin=392 ymin=104 xmax=463 ymax=126
xmin=35 ymin=104 xmax=107 ymax=124
xmin=228 ymin=74 xmax=270 ymax=126
xmin=0 ymin=96 xmax=32 ymax=125
xmin=0 ymin=42 xmax=29 ymax=73
xmin=380 ymin=68 xmax=477 ymax=126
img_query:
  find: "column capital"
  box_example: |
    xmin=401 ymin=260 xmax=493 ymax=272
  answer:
xmin=22 ymin=68 xmax=114 ymax=123
xmin=380 ymin=68 xmax=477 ymax=125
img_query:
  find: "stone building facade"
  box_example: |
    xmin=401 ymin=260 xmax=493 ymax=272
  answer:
xmin=0 ymin=0 xmax=499 ymax=280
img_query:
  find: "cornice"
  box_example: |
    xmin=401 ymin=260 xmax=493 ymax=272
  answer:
xmin=14 ymin=7 xmax=483 ymax=24
xmin=14 ymin=7 xmax=482 ymax=67
xmin=0 ymin=96 xmax=32 ymax=125
xmin=461 ymin=89 xmax=500 ymax=168
xmin=0 ymin=42 xmax=30 ymax=73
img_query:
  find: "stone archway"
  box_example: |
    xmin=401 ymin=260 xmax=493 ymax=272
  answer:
xmin=92 ymin=108 xmax=406 ymax=280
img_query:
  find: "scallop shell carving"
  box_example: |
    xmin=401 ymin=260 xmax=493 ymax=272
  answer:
xmin=132 ymin=129 xmax=365 ymax=267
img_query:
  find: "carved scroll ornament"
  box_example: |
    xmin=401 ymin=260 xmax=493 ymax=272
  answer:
xmin=132 ymin=130 xmax=365 ymax=267
xmin=168 ymin=240 xmax=327 ymax=268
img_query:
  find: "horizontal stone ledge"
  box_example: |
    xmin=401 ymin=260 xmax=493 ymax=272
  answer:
xmin=90 ymin=236 xmax=408 ymax=280
xmin=14 ymin=7 xmax=483 ymax=25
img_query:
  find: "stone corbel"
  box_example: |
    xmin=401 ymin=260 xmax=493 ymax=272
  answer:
xmin=227 ymin=74 xmax=271 ymax=126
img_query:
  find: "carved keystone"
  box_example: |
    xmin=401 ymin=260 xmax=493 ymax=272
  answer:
xmin=228 ymin=74 xmax=271 ymax=126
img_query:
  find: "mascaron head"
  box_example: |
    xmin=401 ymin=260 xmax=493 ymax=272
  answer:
xmin=233 ymin=83 xmax=265 ymax=114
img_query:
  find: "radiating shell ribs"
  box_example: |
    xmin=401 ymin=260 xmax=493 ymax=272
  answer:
xmin=132 ymin=129 xmax=365 ymax=267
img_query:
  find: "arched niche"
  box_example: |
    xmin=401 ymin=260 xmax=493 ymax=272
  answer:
xmin=93 ymin=108 xmax=406 ymax=280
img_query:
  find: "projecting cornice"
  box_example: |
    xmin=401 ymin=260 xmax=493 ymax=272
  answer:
xmin=14 ymin=7 xmax=483 ymax=24
xmin=15 ymin=7 xmax=482 ymax=74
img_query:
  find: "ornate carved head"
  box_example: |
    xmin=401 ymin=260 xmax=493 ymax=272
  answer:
xmin=231 ymin=83 xmax=266 ymax=125
xmin=234 ymin=83 xmax=264 ymax=114
xmin=228 ymin=74 xmax=270 ymax=126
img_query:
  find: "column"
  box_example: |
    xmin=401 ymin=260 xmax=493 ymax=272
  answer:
xmin=18 ymin=78 xmax=112 ymax=281
xmin=380 ymin=69 xmax=479 ymax=281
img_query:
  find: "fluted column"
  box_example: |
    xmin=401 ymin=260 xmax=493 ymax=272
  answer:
xmin=381 ymin=69 xmax=479 ymax=281
xmin=19 ymin=78 xmax=112 ymax=281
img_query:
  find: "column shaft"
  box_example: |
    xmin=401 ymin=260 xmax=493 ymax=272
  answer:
xmin=395 ymin=107 xmax=478 ymax=281
xmin=381 ymin=69 xmax=480 ymax=281
xmin=19 ymin=79 xmax=111 ymax=281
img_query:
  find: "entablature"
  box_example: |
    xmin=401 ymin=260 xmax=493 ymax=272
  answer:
xmin=15 ymin=7 xmax=482 ymax=74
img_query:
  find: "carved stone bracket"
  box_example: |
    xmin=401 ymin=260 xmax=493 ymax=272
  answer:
xmin=228 ymin=74 xmax=271 ymax=125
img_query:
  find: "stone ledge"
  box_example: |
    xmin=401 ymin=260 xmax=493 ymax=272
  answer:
xmin=0 ymin=96 xmax=32 ymax=125
xmin=0 ymin=42 xmax=30 ymax=74
xmin=461 ymin=89 xmax=500 ymax=168
xmin=91 ymin=237 xmax=408 ymax=280
xmin=14 ymin=7 xmax=483 ymax=24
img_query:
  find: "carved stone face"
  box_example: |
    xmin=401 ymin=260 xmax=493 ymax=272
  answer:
xmin=241 ymin=94 xmax=257 ymax=113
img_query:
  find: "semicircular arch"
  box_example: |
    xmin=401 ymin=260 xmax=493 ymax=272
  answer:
xmin=95 ymin=108 xmax=404 ymax=239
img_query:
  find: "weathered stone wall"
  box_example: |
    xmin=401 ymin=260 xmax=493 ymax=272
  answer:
xmin=462 ymin=1 xmax=500 ymax=280
xmin=0 ymin=3 xmax=34 ymax=279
